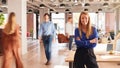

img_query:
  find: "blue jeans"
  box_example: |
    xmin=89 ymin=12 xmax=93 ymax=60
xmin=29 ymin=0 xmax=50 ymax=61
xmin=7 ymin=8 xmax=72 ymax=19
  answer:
xmin=69 ymin=36 xmax=74 ymax=50
xmin=42 ymin=35 xmax=53 ymax=61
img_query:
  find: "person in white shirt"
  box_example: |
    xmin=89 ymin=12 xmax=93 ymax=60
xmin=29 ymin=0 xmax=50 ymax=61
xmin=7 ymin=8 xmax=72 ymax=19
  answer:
xmin=65 ymin=17 xmax=74 ymax=50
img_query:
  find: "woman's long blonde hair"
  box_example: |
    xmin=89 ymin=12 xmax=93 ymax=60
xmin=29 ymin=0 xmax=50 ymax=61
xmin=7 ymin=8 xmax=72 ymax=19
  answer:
xmin=3 ymin=12 xmax=16 ymax=34
xmin=78 ymin=11 xmax=93 ymax=39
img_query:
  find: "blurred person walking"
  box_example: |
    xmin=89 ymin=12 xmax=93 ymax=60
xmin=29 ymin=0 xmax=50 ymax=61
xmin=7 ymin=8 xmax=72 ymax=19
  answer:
xmin=39 ymin=13 xmax=56 ymax=65
xmin=65 ymin=17 xmax=74 ymax=50
xmin=2 ymin=12 xmax=23 ymax=68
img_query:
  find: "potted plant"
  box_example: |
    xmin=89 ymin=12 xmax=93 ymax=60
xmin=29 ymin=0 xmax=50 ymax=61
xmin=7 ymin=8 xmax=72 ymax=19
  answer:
xmin=0 ymin=14 xmax=5 ymax=26
xmin=30 ymin=29 xmax=33 ymax=40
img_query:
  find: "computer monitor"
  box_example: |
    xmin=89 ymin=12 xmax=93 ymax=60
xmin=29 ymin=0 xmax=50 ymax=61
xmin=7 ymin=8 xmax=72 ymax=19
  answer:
xmin=107 ymin=44 xmax=113 ymax=51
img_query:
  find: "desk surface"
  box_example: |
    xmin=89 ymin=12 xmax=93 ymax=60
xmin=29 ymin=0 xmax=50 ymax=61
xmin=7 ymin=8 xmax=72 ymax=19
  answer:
xmin=65 ymin=51 xmax=120 ymax=62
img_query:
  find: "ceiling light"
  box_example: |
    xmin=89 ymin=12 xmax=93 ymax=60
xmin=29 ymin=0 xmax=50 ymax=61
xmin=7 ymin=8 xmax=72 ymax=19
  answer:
xmin=39 ymin=4 xmax=45 ymax=8
xmin=84 ymin=3 xmax=90 ymax=6
xmin=60 ymin=4 xmax=65 ymax=8
xmin=103 ymin=3 xmax=109 ymax=7
xmin=56 ymin=12 xmax=59 ymax=14
xmin=98 ymin=8 xmax=102 ymax=11
xmin=68 ymin=12 xmax=72 ymax=14
xmin=28 ymin=9 xmax=32 ymax=12
xmin=27 ymin=9 xmax=32 ymax=13
xmin=50 ymin=9 xmax=54 ymax=12
xmin=65 ymin=9 xmax=70 ymax=12
xmin=27 ymin=9 xmax=33 ymax=13
xmin=84 ymin=8 xmax=88 ymax=11
xmin=96 ymin=11 xmax=98 ymax=14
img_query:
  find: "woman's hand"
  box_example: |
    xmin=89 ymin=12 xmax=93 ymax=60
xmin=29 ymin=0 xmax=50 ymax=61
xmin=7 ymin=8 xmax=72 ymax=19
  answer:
xmin=90 ymin=38 xmax=97 ymax=43
xmin=76 ymin=37 xmax=81 ymax=40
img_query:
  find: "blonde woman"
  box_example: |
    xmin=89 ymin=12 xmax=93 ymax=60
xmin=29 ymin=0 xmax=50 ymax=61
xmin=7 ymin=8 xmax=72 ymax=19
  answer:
xmin=2 ymin=12 xmax=23 ymax=68
xmin=73 ymin=12 xmax=98 ymax=68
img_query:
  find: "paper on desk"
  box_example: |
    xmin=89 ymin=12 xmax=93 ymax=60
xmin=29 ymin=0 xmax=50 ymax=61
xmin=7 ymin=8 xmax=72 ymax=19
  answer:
xmin=101 ymin=55 xmax=120 ymax=59
xmin=94 ymin=44 xmax=107 ymax=55
xmin=54 ymin=65 xmax=69 ymax=68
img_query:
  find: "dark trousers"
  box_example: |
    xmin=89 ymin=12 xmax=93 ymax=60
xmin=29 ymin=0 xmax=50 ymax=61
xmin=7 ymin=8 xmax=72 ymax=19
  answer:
xmin=69 ymin=36 xmax=74 ymax=50
xmin=42 ymin=35 xmax=53 ymax=61
xmin=73 ymin=48 xmax=98 ymax=68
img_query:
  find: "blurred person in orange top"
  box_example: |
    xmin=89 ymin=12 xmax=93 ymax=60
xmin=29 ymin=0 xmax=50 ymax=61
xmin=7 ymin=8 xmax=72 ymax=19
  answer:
xmin=2 ymin=12 xmax=23 ymax=68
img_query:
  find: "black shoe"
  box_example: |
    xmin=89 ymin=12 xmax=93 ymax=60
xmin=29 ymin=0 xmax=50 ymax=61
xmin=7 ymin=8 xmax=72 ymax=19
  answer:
xmin=45 ymin=61 xmax=51 ymax=65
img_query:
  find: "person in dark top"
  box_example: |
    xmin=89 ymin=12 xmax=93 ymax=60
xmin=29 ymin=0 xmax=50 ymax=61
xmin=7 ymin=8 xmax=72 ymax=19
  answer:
xmin=73 ymin=11 xmax=99 ymax=68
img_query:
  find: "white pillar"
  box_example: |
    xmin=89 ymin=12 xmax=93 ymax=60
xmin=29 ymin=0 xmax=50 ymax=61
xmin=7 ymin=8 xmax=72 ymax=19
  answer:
xmin=33 ymin=14 xmax=36 ymax=39
xmin=8 ymin=0 xmax=27 ymax=54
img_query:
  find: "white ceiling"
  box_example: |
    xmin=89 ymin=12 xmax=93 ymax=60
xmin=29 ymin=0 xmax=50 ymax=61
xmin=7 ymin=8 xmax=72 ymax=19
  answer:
xmin=0 ymin=0 xmax=120 ymax=13
xmin=27 ymin=0 xmax=120 ymax=13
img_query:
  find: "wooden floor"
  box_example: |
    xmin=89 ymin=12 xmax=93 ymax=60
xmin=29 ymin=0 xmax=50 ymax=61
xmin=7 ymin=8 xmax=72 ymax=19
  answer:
xmin=0 ymin=39 xmax=120 ymax=68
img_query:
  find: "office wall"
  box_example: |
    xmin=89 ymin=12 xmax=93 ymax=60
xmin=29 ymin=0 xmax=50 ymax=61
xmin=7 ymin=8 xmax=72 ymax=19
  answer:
xmin=105 ymin=12 xmax=116 ymax=33
xmin=27 ymin=13 xmax=34 ymax=33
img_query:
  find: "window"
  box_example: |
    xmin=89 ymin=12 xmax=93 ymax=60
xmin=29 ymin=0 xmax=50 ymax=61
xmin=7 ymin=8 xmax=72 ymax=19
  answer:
xmin=73 ymin=12 xmax=105 ymax=33
xmin=52 ymin=13 xmax=65 ymax=34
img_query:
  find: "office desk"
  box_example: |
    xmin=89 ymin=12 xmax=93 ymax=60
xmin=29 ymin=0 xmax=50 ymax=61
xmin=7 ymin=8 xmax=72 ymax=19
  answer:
xmin=65 ymin=50 xmax=120 ymax=68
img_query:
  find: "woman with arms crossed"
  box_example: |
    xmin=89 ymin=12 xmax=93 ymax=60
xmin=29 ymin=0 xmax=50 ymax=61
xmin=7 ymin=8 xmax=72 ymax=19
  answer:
xmin=74 ymin=11 xmax=99 ymax=68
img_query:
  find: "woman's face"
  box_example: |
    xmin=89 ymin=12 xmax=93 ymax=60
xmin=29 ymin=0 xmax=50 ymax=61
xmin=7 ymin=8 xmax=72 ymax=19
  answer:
xmin=80 ymin=14 xmax=89 ymax=26
xmin=12 ymin=16 xmax=16 ymax=22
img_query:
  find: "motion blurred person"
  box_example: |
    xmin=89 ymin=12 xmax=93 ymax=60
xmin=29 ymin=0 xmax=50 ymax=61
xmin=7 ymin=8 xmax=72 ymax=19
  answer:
xmin=39 ymin=13 xmax=56 ymax=65
xmin=2 ymin=12 xmax=23 ymax=68
xmin=65 ymin=17 xmax=74 ymax=50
